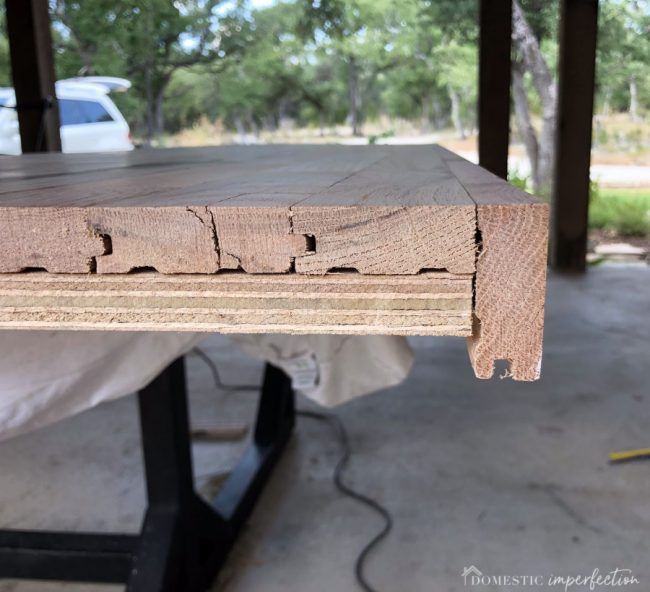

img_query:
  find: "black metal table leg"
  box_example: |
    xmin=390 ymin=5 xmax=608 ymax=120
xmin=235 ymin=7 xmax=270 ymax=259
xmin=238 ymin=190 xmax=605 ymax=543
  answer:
xmin=0 ymin=530 xmax=137 ymax=583
xmin=212 ymin=362 xmax=295 ymax=524
xmin=0 ymin=358 xmax=295 ymax=592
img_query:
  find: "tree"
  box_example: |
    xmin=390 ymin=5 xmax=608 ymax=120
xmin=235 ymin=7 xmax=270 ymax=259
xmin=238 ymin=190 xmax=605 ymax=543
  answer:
xmin=298 ymin=0 xmax=409 ymax=136
xmin=2 ymin=0 xmax=646 ymax=149
xmin=203 ymin=2 xmax=306 ymax=136
xmin=163 ymin=1 xmax=344 ymax=138
xmin=597 ymin=0 xmax=650 ymax=120
xmin=511 ymin=0 xmax=557 ymax=194
xmin=122 ymin=0 xmax=227 ymax=141
xmin=0 ymin=13 xmax=10 ymax=87
xmin=52 ymin=0 xmax=126 ymax=77
xmin=417 ymin=0 xmax=478 ymax=138
xmin=436 ymin=43 xmax=477 ymax=139
xmin=297 ymin=55 xmax=348 ymax=133
xmin=52 ymin=0 xmax=234 ymax=142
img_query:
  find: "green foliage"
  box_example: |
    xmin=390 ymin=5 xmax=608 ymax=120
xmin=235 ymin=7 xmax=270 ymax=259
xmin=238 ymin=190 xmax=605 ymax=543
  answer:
xmin=0 ymin=12 xmax=11 ymax=87
xmin=518 ymin=0 xmax=558 ymax=43
xmin=0 ymin=0 xmax=647 ymax=140
xmin=0 ymin=41 xmax=9 ymax=87
xmin=164 ymin=67 xmax=216 ymax=133
xmin=597 ymin=0 xmax=650 ymax=115
xmin=367 ymin=129 xmax=394 ymax=144
xmin=508 ymin=169 xmax=530 ymax=191
xmin=589 ymin=185 xmax=650 ymax=237
xmin=50 ymin=0 xmax=241 ymax=139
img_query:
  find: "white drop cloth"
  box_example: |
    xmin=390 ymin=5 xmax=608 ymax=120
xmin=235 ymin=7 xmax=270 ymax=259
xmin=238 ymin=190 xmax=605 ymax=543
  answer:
xmin=232 ymin=335 xmax=414 ymax=407
xmin=0 ymin=332 xmax=413 ymax=441
xmin=0 ymin=331 xmax=205 ymax=441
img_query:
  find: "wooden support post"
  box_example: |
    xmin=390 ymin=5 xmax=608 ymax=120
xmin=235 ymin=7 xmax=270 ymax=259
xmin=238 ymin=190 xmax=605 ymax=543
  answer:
xmin=478 ymin=0 xmax=512 ymax=180
xmin=551 ymin=0 xmax=598 ymax=272
xmin=5 ymin=0 xmax=61 ymax=153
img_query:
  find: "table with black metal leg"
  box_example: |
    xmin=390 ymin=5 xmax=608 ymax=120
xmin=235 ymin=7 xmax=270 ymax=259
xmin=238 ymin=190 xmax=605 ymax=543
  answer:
xmin=0 ymin=357 xmax=295 ymax=591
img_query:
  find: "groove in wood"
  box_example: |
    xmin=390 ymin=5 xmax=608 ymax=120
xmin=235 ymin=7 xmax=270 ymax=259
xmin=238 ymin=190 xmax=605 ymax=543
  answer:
xmin=0 ymin=146 xmax=478 ymax=276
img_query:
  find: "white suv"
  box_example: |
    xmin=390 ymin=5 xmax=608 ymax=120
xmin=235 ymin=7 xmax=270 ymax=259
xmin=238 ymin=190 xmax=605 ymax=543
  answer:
xmin=0 ymin=77 xmax=134 ymax=154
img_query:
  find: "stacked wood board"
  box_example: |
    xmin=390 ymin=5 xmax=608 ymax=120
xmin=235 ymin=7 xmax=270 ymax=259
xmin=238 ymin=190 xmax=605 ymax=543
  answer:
xmin=0 ymin=145 xmax=549 ymax=380
xmin=0 ymin=272 xmax=472 ymax=335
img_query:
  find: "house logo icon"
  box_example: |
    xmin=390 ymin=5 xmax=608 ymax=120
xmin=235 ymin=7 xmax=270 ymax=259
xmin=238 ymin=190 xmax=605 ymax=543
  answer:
xmin=462 ymin=565 xmax=483 ymax=585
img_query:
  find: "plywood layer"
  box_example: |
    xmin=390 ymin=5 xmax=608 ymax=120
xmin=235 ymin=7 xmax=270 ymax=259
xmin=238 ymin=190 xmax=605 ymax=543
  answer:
xmin=0 ymin=271 xmax=473 ymax=335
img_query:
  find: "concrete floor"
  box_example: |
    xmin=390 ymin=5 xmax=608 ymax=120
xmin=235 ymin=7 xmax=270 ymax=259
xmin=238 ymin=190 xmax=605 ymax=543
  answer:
xmin=0 ymin=266 xmax=648 ymax=592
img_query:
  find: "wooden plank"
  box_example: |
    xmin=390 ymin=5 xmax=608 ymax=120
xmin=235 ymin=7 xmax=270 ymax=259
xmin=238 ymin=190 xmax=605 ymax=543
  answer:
xmin=0 ymin=208 xmax=106 ymax=273
xmin=89 ymin=206 xmax=306 ymax=274
xmin=478 ymin=0 xmax=512 ymax=179
xmin=0 ymin=144 xmax=382 ymax=182
xmin=0 ymin=271 xmax=472 ymax=335
xmin=5 ymin=0 xmax=61 ymax=153
xmin=0 ymin=146 xmax=476 ymax=275
xmin=440 ymin=148 xmax=549 ymax=381
xmin=0 ymin=145 xmax=550 ymax=381
xmin=551 ymin=0 xmax=599 ymax=271
xmin=292 ymin=146 xmax=476 ymax=274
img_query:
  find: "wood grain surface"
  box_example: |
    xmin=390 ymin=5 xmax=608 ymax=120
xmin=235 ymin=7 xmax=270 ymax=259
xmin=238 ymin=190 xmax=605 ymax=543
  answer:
xmin=0 ymin=145 xmax=476 ymax=275
xmin=0 ymin=145 xmax=549 ymax=380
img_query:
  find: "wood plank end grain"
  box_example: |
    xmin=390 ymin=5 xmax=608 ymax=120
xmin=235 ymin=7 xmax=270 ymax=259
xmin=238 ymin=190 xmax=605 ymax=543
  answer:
xmin=468 ymin=202 xmax=549 ymax=381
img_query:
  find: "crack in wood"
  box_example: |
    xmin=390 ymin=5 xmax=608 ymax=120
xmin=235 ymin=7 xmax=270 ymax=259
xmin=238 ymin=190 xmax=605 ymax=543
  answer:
xmin=186 ymin=206 xmax=222 ymax=268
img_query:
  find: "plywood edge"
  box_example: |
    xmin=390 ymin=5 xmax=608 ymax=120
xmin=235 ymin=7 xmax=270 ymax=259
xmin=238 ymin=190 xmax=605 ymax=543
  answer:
xmin=0 ymin=271 xmax=473 ymax=335
xmin=0 ymin=320 xmax=472 ymax=336
xmin=468 ymin=202 xmax=549 ymax=381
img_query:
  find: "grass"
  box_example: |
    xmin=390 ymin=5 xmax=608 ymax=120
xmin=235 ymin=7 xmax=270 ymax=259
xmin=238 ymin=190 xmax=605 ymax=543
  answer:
xmin=589 ymin=187 xmax=650 ymax=237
